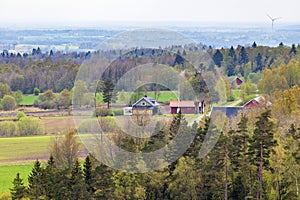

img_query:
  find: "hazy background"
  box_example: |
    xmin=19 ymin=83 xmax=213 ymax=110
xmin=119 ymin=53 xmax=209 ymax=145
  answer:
xmin=1 ymin=0 xmax=299 ymax=27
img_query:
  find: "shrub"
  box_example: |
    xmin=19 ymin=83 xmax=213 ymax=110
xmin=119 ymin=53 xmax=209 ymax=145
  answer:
xmin=113 ymin=109 xmax=123 ymax=116
xmin=18 ymin=117 xmax=44 ymax=136
xmin=0 ymin=121 xmax=18 ymax=137
xmin=16 ymin=111 xmax=26 ymax=120
xmin=95 ymin=108 xmax=113 ymax=117
xmin=33 ymin=87 xmax=40 ymax=96
xmin=1 ymin=95 xmax=17 ymax=111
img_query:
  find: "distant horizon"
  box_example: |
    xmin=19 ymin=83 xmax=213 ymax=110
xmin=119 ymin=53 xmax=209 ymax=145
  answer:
xmin=2 ymin=0 xmax=300 ymax=28
xmin=0 ymin=20 xmax=298 ymax=30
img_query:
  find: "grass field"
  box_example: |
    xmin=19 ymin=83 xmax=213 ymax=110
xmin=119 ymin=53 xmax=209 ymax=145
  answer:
xmin=19 ymin=95 xmax=38 ymax=105
xmin=0 ymin=136 xmax=52 ymax=166
xmin=0 ymin=165 xmax=32 ymax=194
xmin=96 ymin=91 xmax=178 ymax=104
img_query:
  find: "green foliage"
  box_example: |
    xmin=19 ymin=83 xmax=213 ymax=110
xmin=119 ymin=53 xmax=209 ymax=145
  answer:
xmin=102 ymin=79 xmax=118 ymax=108
xmin=19 ymin=95 xmax=38 ymax=106
xmin=27 ymin=160 xmax=44 ymax=199
xmin=18 ymin=117 xmax=44 ymax=136
xmin=112 ymin=108 xmax=123 ymax=116
xmin=12 ymin=90 xmax=23 ymax=104
xmin=16 ymin=111 xmax=26 ymax=121
xmin=0 ymin=121 xmax=18 ymax=137
xmin=33 ymin=87 xmax=40 ymax=96
xmin=10 ymin=173 xmax=27 ymax=200
xmin=35 ymin=89 xmax=56 ymax=109
xmin=1 ymin=95 xmax=17 ymax=111
xmin=0 ymin=82 xmax=11 ymax=99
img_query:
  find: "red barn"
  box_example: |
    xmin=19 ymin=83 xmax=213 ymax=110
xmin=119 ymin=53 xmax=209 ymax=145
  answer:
xmin=242 ymin=96 xmax=271 ymax=108
xmin=235 ymin=77 xmax=243 ymax=86
xmin=169 ymin=100 xmax=205 ymax=114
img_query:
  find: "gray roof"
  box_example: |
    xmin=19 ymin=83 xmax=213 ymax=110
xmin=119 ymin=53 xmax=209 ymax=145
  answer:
xmin=132 ymin=96 xmax=159 ymax=107
xmin=210 ymin=106 xmax=243 ymax=118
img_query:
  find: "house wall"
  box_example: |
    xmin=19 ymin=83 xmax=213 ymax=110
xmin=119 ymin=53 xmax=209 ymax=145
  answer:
xmin=170 ymin=107 xmax=200 ymax=114
xmin=243 ymin=100 xmax=259 ymax=108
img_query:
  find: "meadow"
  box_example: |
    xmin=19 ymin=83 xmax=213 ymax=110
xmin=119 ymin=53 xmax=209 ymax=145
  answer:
xmin=19 ymin=95 xmax=38 ymax=106
xmin=0 ymin=165 xmax=32 ymax=194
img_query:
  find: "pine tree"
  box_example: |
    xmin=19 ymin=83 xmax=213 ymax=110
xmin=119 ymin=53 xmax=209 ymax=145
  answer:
xmin=239 ymin=46 xmax=249 ymax=65
xmin=213 ymin=49 xmax=224 ymax=67
xmin=102 ymin=79 xmax=117 ymax=108
xmin=248 ymin=110 xmax=277 ymax=199
xmin=43 ymin=155 xmax=56 ymax=200
xmin=84 ymin=155 xmax=94 ymax=195
xmin=92 ymin=164 xmax=114 ymax=199
xmin=70 ymin=159 xmax=88 ymax=200
xmin=27 ymin=159 xmax=44 ymax=200
xmin=10 ymin=173 xmax=27 ymax=200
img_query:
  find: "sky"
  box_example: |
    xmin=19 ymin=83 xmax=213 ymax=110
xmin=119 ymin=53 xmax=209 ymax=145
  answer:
xmin=1 ymin=0 xmax=300 ymax=27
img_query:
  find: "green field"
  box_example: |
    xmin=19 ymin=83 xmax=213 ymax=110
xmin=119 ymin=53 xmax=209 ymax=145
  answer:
xmin=97 ymin=91 xmax=178 ymax=104
xmin=19 ymin=95 xmax=38 ymax=105
xmin=0 ymin=136 xmax=52 ymax=166
xmin=0 ymin=165 xmax=32 ymax=194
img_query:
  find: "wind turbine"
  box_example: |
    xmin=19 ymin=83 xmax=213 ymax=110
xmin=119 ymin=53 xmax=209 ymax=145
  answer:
xmin=267 ymin=14 xmax=281 ymax=31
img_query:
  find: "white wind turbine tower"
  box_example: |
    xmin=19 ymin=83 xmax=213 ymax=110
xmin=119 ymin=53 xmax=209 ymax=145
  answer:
xmin=267 ymin=14 xmax=281 ymax=31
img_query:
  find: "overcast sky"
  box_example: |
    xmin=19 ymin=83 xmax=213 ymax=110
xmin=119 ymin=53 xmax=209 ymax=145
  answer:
xmin=1 ymin=0 xmax=300 ymax=26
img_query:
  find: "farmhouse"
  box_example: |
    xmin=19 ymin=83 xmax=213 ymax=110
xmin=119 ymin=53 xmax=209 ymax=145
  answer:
xmin=169 ymin=100 xmax=205 ymax=114
xmin=131 ymin=95 xmax=160 ymax=115
xmin=242 ymin=96 xmax=271 ymax=108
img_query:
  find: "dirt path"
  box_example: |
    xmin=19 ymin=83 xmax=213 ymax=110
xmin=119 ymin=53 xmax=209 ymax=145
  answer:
xmin=226 ymin=99 xmax=242 ymax=107
xmin=188 ymin=114 xmax=207 ymax=126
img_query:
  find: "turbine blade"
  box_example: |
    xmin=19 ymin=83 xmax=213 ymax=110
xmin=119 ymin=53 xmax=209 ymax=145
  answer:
xmin=266 ymin=14 xmax=273 ymax=20
xmin=273 ymin=17 xmax=282 ymax=21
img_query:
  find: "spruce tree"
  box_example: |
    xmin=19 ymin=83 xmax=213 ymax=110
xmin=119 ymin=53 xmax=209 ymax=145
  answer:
xmin=10 ymin=173 xmax=27 ymax=200
xmin=248 ymin=110 xmax=277 ymax=199
xmin=84 ymin=155 xmax=94 ymax=195
xmin=27 ymin=159 xmax=44 ymax=200
xmin=70 ymin=159 xmax=88 ymax=200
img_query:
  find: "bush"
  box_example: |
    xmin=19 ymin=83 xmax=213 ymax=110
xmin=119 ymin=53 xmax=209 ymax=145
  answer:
xmin=113 ymin=109 xmax=123 ymax=116
xmin=1 ymin=95 xmax=17 ymax=111
xmin=18 ymin=117 xmax=44 ymax=136
xmin=16 ymin=111 xmax=26 ymax=120
xmin=34 ymin=87 xmax=40 ymax=96
xmin=95 ymin=108 xmax=113 ymax=117
xmin=0 ymin=121 xmax=18 ymax=137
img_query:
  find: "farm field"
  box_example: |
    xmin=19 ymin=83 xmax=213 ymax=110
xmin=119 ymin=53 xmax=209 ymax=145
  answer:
xmin=0 ymin=165 xmax=32 ymax=194
xmin=19 ymin=95 xmax=38 ymax=105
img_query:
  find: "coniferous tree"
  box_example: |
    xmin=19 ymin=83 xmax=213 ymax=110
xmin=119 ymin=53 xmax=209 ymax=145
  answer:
xmin=10 ymin=173 xmax=27 ymax=200
xmin=43 ymin=155 xmax=56 ymax=200
xmin=27 ymin=159 xmax=44 ymax=200
xmin=213 ymin=49 xmax=223 ymax=67
xmin=84 ymin=155 xmax=94 ymax=196
xmin=102 ymin=79 xmax=117 ymax=109
xmin=70 ymin=159 xmax=88 ymax=200
xmin=92 ymin=164 xmax=114 ymax=199
xmin=248 ymin=110 xmax=277 ymax=200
